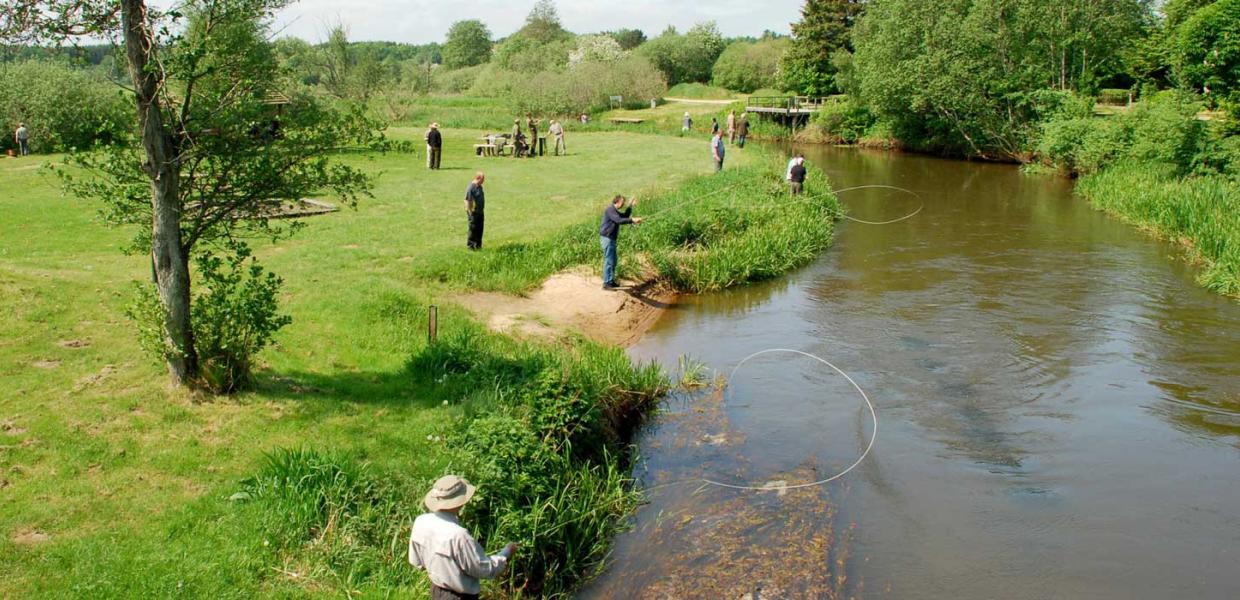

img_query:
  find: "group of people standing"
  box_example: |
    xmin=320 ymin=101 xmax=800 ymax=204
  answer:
xmin=704 ymin=110 xmax=750 ymax=172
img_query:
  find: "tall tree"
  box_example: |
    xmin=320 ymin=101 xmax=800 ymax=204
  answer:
xmin=1 ymin=1 xmax=379 ymax=388
xmin=442 ymin=19 xmax=492 ymax=68
xmin=518 ymin=0 xmax=570 ymax=43
xmin=780 ymin=0 xmax=866 ymax=95
xmin=609 ymin=28 xmax=646 ymax=50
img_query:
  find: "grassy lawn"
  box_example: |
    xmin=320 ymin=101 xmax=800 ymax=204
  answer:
xmin=0 ymin=127 xmax=759 ymax=596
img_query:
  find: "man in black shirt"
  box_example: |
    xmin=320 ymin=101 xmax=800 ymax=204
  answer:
xmin=464 ymin=172 xmax=486 ymax=250
xmin=789 ymin=157 xmax=807 ymax=195
xmin=598 ymin=195 xmax=643 ymax=289
xmin=426 ymin=123 xmax=442 ymax=170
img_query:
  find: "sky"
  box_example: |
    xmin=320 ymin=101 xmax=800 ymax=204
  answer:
xmin=268 ymin=0 xmax=806 ymax=44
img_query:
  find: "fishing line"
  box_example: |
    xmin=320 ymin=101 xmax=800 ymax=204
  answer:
xmin=523 ymin=348 xmax=879 ymax=536
xmin=698 ymin=348 xmax=879 ymax=491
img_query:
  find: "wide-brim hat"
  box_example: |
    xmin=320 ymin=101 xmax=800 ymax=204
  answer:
xmin=425 ymin=474 xmax=476 ymax=511
xmin=430 ymin=122 xmax=439 ymax=129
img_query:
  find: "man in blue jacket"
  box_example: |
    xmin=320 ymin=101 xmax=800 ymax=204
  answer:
xmin=598 ymin=195 xmax=643 ymax=290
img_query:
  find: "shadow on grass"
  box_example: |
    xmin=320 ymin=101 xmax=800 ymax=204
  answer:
xmin=252 ymin=366 xmax=438 ymax=409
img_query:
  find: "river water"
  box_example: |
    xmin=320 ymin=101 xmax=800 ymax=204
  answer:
xmin=581 ymin=146 xmax=1240 ymax=599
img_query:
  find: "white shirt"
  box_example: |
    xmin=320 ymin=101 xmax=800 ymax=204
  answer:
xmin=409 ymin=511 xmax=510 ymax=594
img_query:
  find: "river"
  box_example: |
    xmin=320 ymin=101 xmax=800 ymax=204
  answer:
xmin=581 ymin=146 xmax=1240 ymax=599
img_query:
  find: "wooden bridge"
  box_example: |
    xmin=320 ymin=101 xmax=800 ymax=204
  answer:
xmin=745 ymin=96 xmax=828 ymax=115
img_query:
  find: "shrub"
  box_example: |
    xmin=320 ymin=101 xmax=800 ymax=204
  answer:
xmin=0 ymin=60 xmax=131 ymax=153
xmin=710 ymin=39 xmax=791 ymax=93
xmin=235 ymin=448 xmax=414 ymax=586
xmin=811 ymin=96 xmax=878 ymax=143
xmin=130 ymin=245 xmax=291 ymax=393
xmin=432 ymin=64 xmax=485 ymax=94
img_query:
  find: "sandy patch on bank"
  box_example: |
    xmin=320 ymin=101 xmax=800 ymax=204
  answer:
xmin=457 ymin=269 xmax=675 ymax=347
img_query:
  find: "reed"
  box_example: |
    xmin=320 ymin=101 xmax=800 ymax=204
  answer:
xmin=1077 ymin=160 xmax=1240 ymax=295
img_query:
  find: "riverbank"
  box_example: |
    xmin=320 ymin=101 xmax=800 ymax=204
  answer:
xmin=0 ymin=130 xmax=841 ymax=597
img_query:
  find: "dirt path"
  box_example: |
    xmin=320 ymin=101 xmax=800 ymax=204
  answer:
xmin=456 ymin=269 xmax=676 ymax=347
xmin=663 ymin=97 xmax=739 ymax=105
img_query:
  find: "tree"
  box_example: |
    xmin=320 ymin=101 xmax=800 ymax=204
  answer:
xmin=609 ymin=28 xmax=646 ymax=50
xmin=1 ymin=1 xmax=380 ymax=389
xmin=1176 ymin=0 xmax=1240 ymax=111
xmin=518 ymin=0 xmax=570 ymax=43
xmin=851 ymin=0 xmax=1151 ymax=158
xmin=780 ymin=0 xmax=865 ymax=95
xmin=442 ymin=19 xmax=491 ymax=69
xmin=711 ymin=38 xmax=791 ymax=92
xmin=568 ymin=34 xmax=624 ymax=66
xmin=637 ymin=22 xmax=725 ymax=85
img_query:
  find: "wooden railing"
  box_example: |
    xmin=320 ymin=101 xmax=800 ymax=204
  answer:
xmin=745 ymin=96 xmax=829 ymax=111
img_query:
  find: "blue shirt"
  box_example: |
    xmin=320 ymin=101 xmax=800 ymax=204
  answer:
xmin=712 ymin=136 xmax=725 ymax=160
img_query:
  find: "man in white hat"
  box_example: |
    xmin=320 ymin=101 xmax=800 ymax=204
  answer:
xmin=410 ymin=475 xmax=517 ymax=599
xmin=426 ymin=123 xmax=442 ymax=170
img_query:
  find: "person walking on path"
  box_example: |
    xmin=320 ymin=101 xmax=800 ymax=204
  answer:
xmin=737 ymin=114 xmax=749 ymax=148
xmin=549 ymin=119 xmax=566 ymax=155
xmin=525 ymin=114 xmax=538 ymax=157
xmin=425 ymin=123 xmax=442 ymax=170
xmin=726 ymin=110 xmax=736 ymax=144
xmin=681 ymin=112 xmax=692 ymax=136
xmin=14 ymin=122 xmax=29 ymax=156
xmin=409 ymin=475 xmax=518 ymax=600
xmin=789 ymin=157 xmax=807 ymax=195
xmin=599 ymin=194 xmax=643 ymax=290
xmin=464 ymin=172 xmax=486 ymax=250
xmin=711 ymin=131 xmax=726 ymax=172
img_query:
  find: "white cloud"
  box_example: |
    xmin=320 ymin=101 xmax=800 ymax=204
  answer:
xmin=271 ymin=0 xmax=803 ymax=44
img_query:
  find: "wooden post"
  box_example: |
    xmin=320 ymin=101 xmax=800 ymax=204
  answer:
xmin=428 ymin=305 xmax=438 ymax=344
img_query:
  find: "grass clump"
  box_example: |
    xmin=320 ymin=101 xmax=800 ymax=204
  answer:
xmin=427 ymin=156 xmax=840 ymax=294
xmin=1077 ymin=161 xmax=1240 ymax=295
xmin=408 ymin=320 xmax=668 ymax=596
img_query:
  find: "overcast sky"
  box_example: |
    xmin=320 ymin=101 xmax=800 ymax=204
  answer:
xmin=268 ymin=0 xmax=806 ymax=44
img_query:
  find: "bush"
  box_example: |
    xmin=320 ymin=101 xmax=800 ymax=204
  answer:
xmin=235 ymin=448 xmax=414 ymax=586
xmin=1175 ymin=0 xmax=1240 ymax=113
xmin=710 ymin=39 xmax=791 ymax=93
xmin=0 ymin=60 xmax=131 ymax=153
xmin=811 ymin=96 xmax=878 ymax=144
xmin=191 ymin=246 xmax=292 ymax=393
xmin=637 ymin=23 xmax=725 ymax=86
xmin=131 ymin=245 xmax=291 ymax=393
xmin=1035 ymin=91 xmax=1218 ymax=176
xmin=407 ymin=320 xmax=667 ymax=596
xmin=432 ymin=64 xmax=485 ymax=94
xmin=473 ymin=54 xmax=667 ymax=116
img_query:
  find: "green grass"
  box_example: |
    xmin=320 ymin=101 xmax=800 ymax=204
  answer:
xmin=664 ymin=83 xmax=743 ymax=100
xmin=0 ymin=123 xmax=799 ymax=597
xmin=1077 ymin=160 xmax=1240 ymax=295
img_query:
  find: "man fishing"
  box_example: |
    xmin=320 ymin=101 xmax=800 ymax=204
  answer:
xmin=599 ymin=194 xmax=643 ymax=290
xmin=409 ymin=475 xmax=518 ymax=600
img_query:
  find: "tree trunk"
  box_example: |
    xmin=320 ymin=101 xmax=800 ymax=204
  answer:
xmin=122 ymin=0 xmax=198 ymax=385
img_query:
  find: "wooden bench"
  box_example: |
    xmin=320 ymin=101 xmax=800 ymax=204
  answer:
xmin=474 ymin=143 xmax=499 ymax=157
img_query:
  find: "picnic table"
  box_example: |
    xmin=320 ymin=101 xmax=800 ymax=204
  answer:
xmin=476 ymin=134 xmax=510 ymax=156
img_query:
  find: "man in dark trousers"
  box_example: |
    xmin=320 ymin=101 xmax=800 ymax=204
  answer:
xmin=599 ymin=194 xmax=643 ymax=290
xmin=790 ymin=156 xmax=807 ymax=195
xmin=525 ymin=114 xmax=538 ymax=157
xmin=425 ymin=122 xmax=442 ymax=170
xmin=464 ymin=172 xmax=486 ymax=250
xmin=737 ymin=114 xmax=749 ymax=148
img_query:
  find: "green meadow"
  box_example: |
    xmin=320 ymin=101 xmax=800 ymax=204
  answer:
xmin=0 ymin=126 xmax=831 ymax=597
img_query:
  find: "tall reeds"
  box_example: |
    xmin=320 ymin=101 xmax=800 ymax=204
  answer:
xmin=1078 ymin=160 xmax=1240 ymax=295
